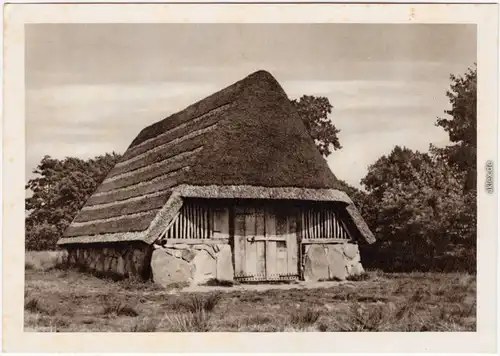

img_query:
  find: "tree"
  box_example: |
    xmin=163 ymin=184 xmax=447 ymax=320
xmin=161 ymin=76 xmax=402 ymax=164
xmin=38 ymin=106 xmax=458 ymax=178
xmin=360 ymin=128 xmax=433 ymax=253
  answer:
xmin=291 ymin=95 xmax=341 ymax=157
xmin=434 ymin=64 xmax=477 ymax=191
xmin=360 ymin=146 xmax=474 ymax=272
xmin=25 ymin=153 xmax=121 ymax=250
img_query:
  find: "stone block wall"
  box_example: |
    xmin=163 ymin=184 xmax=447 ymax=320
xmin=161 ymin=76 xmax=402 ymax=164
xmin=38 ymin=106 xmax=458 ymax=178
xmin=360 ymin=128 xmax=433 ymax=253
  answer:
xmin=150 ymin=242 xmax=234 ymax=287
xmin=302 ymin=242 xmax=364 ymax=281
xmin=65 ymin=242 xmax=153 ymax=280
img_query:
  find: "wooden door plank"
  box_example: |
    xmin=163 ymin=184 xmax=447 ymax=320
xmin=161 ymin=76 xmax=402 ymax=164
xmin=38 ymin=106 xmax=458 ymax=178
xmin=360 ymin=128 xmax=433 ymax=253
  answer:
xmin=287 ymin=214 xmax=298 ymax=275
xmin=255 ymin=210 xmax=266 ymax=277
xmin=256 ymin=241 xmax=266 ymax=277
xmin=265 ymin=208 xmax=277 ymax=279
xmin=245 ymin=210 xmax=257 ymax=277
xmin=234 ymin=213 xmax=246 ymax=275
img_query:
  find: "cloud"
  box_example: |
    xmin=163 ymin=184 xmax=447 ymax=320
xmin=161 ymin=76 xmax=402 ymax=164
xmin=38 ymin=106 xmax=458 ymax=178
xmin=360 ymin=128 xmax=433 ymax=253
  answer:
xmin=26 ymin=77 xmax=453 ymax=187
xmin=25 ymin=81 xmax=221 ymax=178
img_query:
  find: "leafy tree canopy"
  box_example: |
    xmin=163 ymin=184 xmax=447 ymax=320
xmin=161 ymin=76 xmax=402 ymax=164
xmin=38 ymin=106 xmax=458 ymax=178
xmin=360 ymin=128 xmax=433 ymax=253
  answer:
xmin=360 ymin=146 xmax=475 ymax=271
xmin=291 ymin=95 xmax=341 ymax=157
xmin=434 ymin=64 xmax=477 ymax=191
xmin=25 ymin=153 xmax=121 ymax=250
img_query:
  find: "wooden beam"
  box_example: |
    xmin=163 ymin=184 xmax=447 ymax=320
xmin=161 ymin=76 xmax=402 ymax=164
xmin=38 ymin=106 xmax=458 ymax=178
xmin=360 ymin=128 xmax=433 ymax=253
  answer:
xmin=252 ymin=236 xmax=286 ymax=242
xmin=301 ymin=238 xmax=352 ymax=244
xmin=158 ymin=211 xmax=181 ymax=242
xmin=164 ymin=238 xmax=229 ymax=245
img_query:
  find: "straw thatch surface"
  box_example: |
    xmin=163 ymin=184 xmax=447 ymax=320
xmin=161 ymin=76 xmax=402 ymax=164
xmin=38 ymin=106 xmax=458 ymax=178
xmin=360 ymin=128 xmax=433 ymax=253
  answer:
xmin=58 ymin=70 xmax=375 ymax=246
xmin=175 ymin=184 xmax=352 ymax=202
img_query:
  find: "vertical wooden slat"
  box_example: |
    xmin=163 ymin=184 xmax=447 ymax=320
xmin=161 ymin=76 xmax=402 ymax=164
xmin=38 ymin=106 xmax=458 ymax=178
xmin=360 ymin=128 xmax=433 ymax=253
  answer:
xmin=200 ymin=205 xmax=204 ymax=239
xmin=319 ymin=209 xmax=322 ymax=238
xmin=309 ymin=209 xmax=312 ymax=238
xmin=256 ymin=210 xmax=266 ymax=277
xmin=314 ymin=209 xmax=318 ymax=239
xmin=322 ymin=209 xmax=325 ymax=238
xmin=181 ymin=208 xmax=185 ymax=239
xmin=332 ymin=211 xmax=336 ymax=238
xmin=265 ymin=208 xmax=277 ymax=279
xmin=323 ymin=209 xmax=326 ymax=238
xmin=206 ymin=205 xmax=211 ymax=239
xmin=206 ymin=205 xmax=209 ymax=239
xmin=325 ymin=210 xmax=328 ymax=238
xmin=307 ymin=209 xmax=310 ymax=239
xmin=314 ymin=209 xmax=317 ymax=238
xmin=204 ymin=205 xmax=208 ymax=239
xmin=287 ymin=214 xmax=298 ymax=275
xmin=198 ymin=205 xmax=203 ymax=239
xmin=275 ymin=209 xmax=288 ymax=275
xmin=207 ymin=206 xmax=211 ymax=239
xmin=332 ymin=210 xmax=336 ymax=238
xmin=189 ymin=204 xmax=195 ymax=239
xmin=301 ymin=209 xmax=305 ymax=240
xmin=201 ymin=205 xmax=205 ymax=239
xmin=186 ymin=204 xmax=190 ymax=239
xmin=303 ymin=209 xmax=307 ymax=239
xmin=327 ymin=210 xmax=330 ymax=238
xmin=311 ymin=209 xmax=314 ymax=239
xmin=245 ymin=209 xmax=257 ymax=276
xmin=196 ymin=205 xmax=201 ymax=239
xmin=234 ymin=210 xmax=246 ymax=276
xmin=185 ymin=207 xmax=189 ymax=238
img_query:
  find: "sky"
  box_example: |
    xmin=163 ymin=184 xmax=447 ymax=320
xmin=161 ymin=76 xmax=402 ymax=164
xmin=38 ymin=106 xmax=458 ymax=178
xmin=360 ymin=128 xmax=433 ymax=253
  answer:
xmin=25 ymin=24 xmax=476 ymax=188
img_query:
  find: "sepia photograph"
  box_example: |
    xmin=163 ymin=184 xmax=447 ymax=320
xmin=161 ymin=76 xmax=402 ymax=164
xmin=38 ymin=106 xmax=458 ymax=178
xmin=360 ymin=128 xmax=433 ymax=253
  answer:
xmin=2 ymin=2 xmax=498 ymax=354
xmin=22 ymin=21 xmax=479 ymax=332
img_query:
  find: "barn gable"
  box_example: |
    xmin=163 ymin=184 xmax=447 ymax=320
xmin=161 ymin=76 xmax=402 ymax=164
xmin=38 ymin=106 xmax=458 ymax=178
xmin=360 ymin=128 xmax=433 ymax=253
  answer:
xmin=57 ymin=70 xmax=375 ymax=247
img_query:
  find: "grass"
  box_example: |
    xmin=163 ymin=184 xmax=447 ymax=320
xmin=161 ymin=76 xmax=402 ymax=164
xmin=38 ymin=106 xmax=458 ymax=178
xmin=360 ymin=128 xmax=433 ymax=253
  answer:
xmin=24 ymin=264 xmax=476 ymax=332
xmin=25 ymin=250 xmax=68 ymax=272
xmin=289 ymin=307 xmax=321 ymax=327
xmin=102 ymin=301 xmax=139 ymax=317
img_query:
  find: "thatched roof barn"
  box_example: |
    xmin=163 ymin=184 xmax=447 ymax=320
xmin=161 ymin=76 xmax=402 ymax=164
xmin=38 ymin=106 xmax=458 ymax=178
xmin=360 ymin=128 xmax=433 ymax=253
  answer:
xmin=58 ymin=70 xmax=375 ymax=285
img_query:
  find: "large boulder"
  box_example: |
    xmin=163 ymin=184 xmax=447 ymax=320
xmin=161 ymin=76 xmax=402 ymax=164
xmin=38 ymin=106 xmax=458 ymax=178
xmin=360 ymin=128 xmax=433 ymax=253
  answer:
xmin=343 ymin=243 xmax=364 ymax=276
xmin=151 ymin=249 xmax=193 ymax=287
xmin=216 ymin=244 xmax=234 ymax=282
xmin=326 ymin=244 xmax=348 ymax=281
xmin=303 ymin=244 xmax=329 ymax=281
xmin=342 ymin=243 xmax=359 ymax=260
xmin=191 ymin=249 xmax=217 ymax=285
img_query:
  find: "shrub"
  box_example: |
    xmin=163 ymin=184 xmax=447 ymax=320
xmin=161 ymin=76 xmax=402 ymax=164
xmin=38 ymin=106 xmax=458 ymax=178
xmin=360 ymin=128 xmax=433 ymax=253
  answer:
xmin=25 ymin=297 xmax=42 ymax=313
xmin=25 ymin=296 xmax=55 ymax=315
xmin=25 ymin=261 xmax=35 ymax=270
xmin=164 ymin=311 xmax=212 ymax=332
xmin=102 ymin=301 xmax=139 ymax=317
xmin=289 ymin=307 xmax=321 ymax=327
xmin=180 ymin=293 xmax=221 ymax=314
xmin=346 ymin=272 xmax=371 ymax=281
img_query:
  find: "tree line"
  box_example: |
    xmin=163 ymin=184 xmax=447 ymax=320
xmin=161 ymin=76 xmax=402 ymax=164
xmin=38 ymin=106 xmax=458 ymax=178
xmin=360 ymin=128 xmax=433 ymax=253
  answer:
xmin=26 ymin=65 xmax=477 ymax=273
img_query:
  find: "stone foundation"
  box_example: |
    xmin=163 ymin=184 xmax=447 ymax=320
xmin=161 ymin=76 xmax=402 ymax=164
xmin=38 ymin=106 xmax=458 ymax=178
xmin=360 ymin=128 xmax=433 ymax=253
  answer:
xmin=151 ymin=242 xmax=234 ymax=287
xmin=65 ymin=242 xmax=153 ymax=280
xmin=303 ymin=242 xmax=364 ymax=281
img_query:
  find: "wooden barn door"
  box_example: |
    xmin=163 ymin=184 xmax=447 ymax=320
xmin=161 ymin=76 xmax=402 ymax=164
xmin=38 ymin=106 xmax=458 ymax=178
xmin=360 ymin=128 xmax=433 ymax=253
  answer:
xmin=233 ymin=204 xmax=299 ymax=282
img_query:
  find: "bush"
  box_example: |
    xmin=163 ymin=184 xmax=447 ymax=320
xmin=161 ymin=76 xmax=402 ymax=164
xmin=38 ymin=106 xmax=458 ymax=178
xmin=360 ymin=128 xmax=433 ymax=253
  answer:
xmin=164 ymin=311 xmax=212 ymax=332
xmin=102 ymin=301 xmax=139 ymax=317
xmin=179 ymin=293 xmax=221 ymax=314
xmin=346 ymin=272 xmax=371 ymax=281
xmin=289 ymin=307 xmax=321 ymax=327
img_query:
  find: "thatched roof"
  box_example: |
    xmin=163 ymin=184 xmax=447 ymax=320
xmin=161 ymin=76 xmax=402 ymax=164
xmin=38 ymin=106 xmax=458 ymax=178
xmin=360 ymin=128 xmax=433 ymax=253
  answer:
xmin=57 ymin=70 xmax=375 ymax=246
